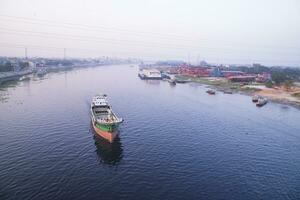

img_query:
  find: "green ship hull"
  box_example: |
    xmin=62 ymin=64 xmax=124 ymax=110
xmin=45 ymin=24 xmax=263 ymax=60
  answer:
xmin=95 ymin=122 xmax=119 ymax=132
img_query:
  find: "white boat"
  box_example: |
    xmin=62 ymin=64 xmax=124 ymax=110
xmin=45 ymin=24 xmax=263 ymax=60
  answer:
xmin=252 ymin=95 xmax=259 ymax=102
xmin=256 ymin=97 xmax=268 ymax=107
xmin=167 ymin=78 xmax=176 ymax=85
xmin=138 ymin=69 xmax=162 ymax=80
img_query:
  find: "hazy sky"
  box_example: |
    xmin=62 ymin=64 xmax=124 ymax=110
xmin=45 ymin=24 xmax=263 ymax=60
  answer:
xmin=0 ymin=0 xmax=299 ymax=66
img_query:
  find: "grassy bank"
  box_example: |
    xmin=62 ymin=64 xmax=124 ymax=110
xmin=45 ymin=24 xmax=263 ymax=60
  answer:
xmin=176 ymin=75 xmax=260 ymax=93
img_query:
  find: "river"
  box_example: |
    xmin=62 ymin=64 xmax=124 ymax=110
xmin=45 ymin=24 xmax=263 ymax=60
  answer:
xmin=0 ymin=65 xmax=300 ymax=200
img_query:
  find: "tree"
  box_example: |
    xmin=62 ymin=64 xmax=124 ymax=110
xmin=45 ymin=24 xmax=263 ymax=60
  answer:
xmin=271 ymin=72 xmax=287 ymax=85
xmin=265 ymin=80 xmax=273 ymax=88
xmin=0 ymin=62 xmax=14 ymax=72
xmin=283 ymin=80 xmax=294 ymax=91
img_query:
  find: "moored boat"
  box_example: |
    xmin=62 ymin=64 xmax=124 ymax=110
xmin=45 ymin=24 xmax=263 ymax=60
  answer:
xmin=206 ymin=89 xmax=216 ymax=95
xmin=252 ymin=95 xmax=259 ymax=102
xmin=175 ymin=79 xmax=188 ymax=84
xmin=90 ymin=94 xmax=123 ymax=143
xmin=167 ymin=78 xmax=176 ymax=85
xmin=256 ymin=97 xmax=268 ymax=107
xmin=36 ymin=68 xmax=47 ymax=77
xmin=223 ymin=90 xmax=233 ymax=94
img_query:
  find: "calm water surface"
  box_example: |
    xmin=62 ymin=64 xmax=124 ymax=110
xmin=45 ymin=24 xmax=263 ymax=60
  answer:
xmin=1 ymin=65 xmax=300 ymax=200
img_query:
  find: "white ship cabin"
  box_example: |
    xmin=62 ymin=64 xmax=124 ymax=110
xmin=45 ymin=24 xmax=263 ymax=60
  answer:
xmin=92 ymin=95 xmax=111 ymax=115
xmin=91 ymin=95 xmax=123 ymax=123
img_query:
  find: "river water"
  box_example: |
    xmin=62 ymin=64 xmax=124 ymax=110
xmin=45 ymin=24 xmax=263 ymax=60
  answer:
xmin=0 ymin=65 xmax=300 ymax=200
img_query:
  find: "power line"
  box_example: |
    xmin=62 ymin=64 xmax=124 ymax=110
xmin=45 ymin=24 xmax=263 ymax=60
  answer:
xmin=0 ymin=14 xmax=299 ymax=64
xmin=1 ymin=28 xmax=298 ymax=56
xmin=0 ymin=14 xmax=195 ymax=41
xmin=0 ymin=27 xmax=200 ymax=49
xmin=0 ymin=14 xmax=299 ymax=50
xmin=0 ymin=42 xmax=186 ymax=59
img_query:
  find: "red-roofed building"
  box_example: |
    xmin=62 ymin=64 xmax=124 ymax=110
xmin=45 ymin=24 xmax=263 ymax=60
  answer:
xmin=179 ymin=66 xmax=210 ymax=77
xmin=222 ymin=70 xmax=245 ymax=78
xmin=228 ymin=75 xmax=256 ymax=82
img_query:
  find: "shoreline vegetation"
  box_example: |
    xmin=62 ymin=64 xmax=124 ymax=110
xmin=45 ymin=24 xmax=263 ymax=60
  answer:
xmin=176 ymin=75 xmax=300 ymax=108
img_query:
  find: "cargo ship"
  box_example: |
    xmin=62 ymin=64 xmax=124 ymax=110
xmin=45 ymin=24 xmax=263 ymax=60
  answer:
xmin=138 ymin=69 xmax=162 ymax=80
xmin=91 ymin=94 xmax=123 ymax=143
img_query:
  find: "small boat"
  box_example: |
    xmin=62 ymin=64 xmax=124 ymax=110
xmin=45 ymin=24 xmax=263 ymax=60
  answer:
xmin=252 ymin=95 xmax=259 ymax=102
xmin=36 ymin=68 xmax=47 ymax=77
xmin=167 ymin=79 xmax=176 ymax=85
xmin=19 ymin=76 xmax=31 ymax=81
xmin=206 ymin=89 xmax=216 ymax=95
xmin=223 ymin=90 xmax=233 ymax=94
xmin=256 ymin=97 xmax=268 ymax=107
xmin=176 ymin=80 xmax=188 ymax=84
xmin=91 ymin=94 xmax=124 ymax=143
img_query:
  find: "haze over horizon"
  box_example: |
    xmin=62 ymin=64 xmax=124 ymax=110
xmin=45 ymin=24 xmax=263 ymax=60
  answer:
xmin=0 ymin=0 xmax=299 ymax=66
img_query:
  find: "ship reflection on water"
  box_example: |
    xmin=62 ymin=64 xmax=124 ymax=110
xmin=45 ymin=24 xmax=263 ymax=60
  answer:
xmin=93 ymin=134 xmax=123 ymax=166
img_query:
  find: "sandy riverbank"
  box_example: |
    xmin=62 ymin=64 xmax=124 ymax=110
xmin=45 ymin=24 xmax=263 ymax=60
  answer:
xmin=253 ymin=87 xmax=300 ymax=107
xmin=176 ymin=75 xmax=300 ymax=108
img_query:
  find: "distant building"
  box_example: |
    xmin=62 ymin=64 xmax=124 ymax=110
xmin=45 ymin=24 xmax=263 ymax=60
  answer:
xmin=179 ymin=66 xmax=210 ymax=77
xmin=253 ymin=63 xmax=263 ymax=67
xmin=256 ymin=72 xmax=271 ymax=83
xmin=168 ymin=67 xmax=180 ymax=74
xmin=228 ymin=75 xmax=256 ymax=82
xmin=222 ymin=70 xmax=245 ymax=78
xmin=210 ymin=67 xmax=223 ymax=77
xmin=199 ymin=60 xmax=208 ymax=67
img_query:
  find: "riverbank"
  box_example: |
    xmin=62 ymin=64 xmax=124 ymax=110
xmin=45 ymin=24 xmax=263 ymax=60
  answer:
xmin=0 ymin=63 xmax=117 ymax=85
xmin=176 ymin=75 xmax=300 ymax=108
xmin=0 ymin=70 xmax=34 ymax=85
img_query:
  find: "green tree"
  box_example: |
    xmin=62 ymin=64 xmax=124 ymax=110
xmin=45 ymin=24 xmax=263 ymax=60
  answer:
xmin=283 ymin=80 xmax=294 ymax=91
xmin=265 ymin=80 xmax=273 ymax=88
xmin=0 ymin=62 xmax=14 ymax=72
xmin=271 ymin=72 xmax=287 ymax=85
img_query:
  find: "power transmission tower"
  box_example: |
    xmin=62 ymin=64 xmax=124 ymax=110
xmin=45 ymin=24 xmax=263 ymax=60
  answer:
xmin=64 ymin=48 xmax=66 ymax=60
xmin=25 ymin=47 xmax=28 ymax=59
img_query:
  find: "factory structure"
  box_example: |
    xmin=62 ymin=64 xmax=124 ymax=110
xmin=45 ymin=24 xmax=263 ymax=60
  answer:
xmin=168 ymin=64 xmax=272 ymax=83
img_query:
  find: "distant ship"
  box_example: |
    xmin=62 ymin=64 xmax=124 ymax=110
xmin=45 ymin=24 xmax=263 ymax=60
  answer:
xmin=90 ymin=95 xmax=123 ymax=143
xmin=138 ymin=69 xmax=162 ymax=80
